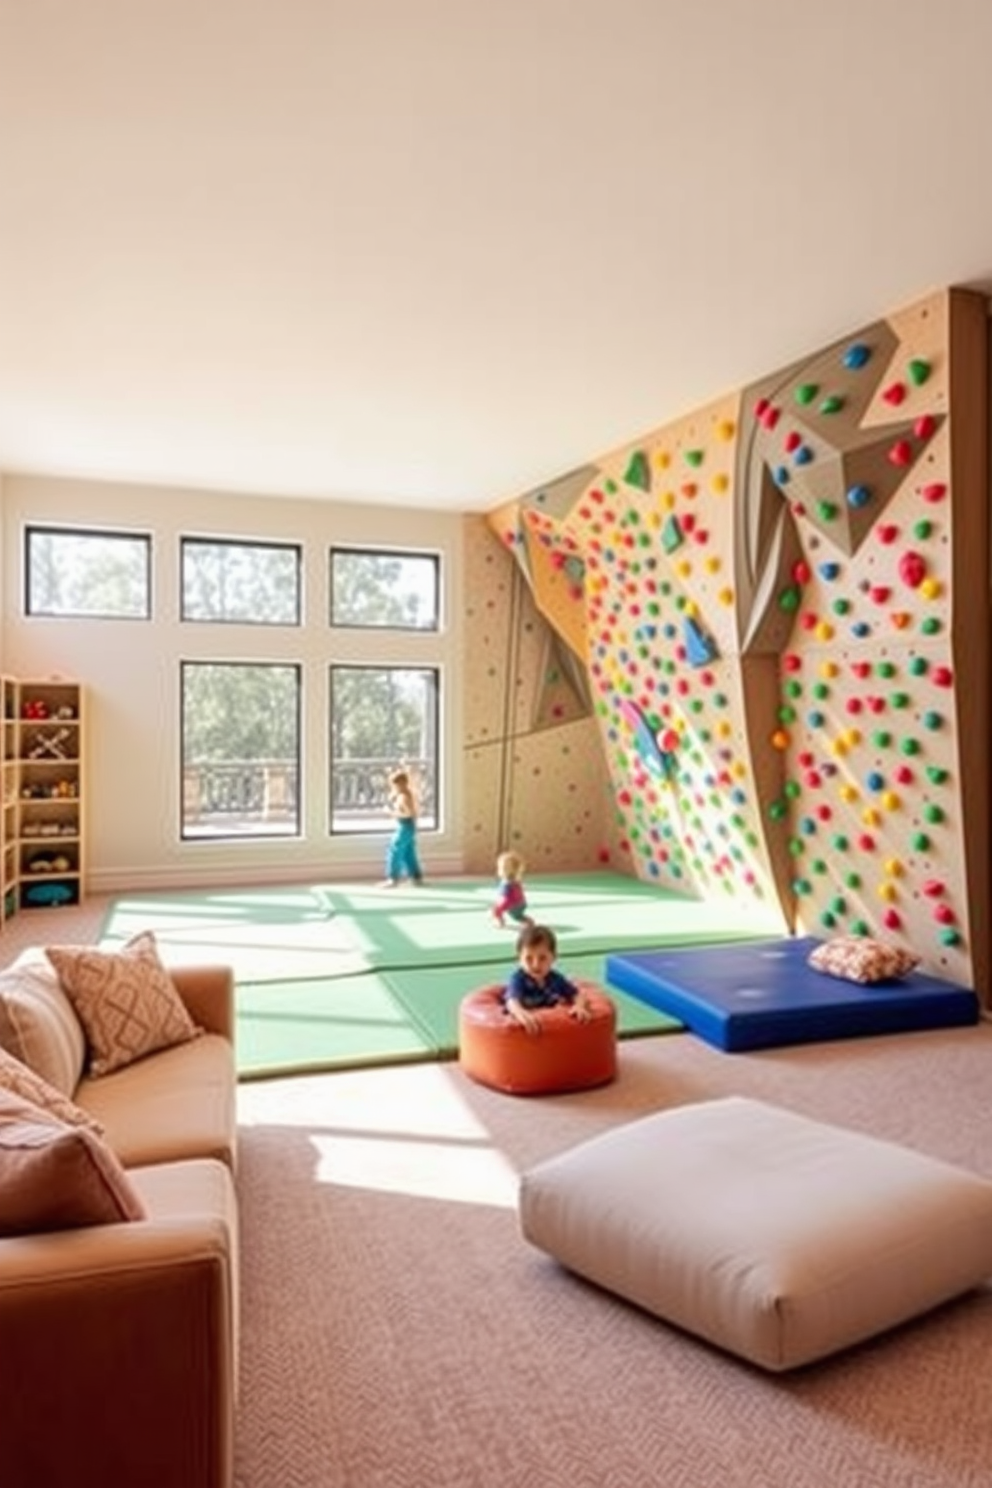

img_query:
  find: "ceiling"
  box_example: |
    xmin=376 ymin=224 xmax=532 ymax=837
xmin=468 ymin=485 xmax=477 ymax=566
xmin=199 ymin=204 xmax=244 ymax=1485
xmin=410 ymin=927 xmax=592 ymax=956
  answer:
xmin=1 ymin=2 xmax=991 ymax=514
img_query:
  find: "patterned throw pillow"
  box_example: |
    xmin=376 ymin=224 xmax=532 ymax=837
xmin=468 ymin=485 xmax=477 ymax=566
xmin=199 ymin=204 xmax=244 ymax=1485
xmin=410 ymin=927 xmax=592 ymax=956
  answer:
xmin=0 ymin=1087 xmax=146 ymax=1236
xmin=0 ymin=1043 xmax=104 ymax=1132
xmin=808 ymin=936 xmax=921 ymax=985
xmin=46 ymin=930 xmax=203 ymax=1078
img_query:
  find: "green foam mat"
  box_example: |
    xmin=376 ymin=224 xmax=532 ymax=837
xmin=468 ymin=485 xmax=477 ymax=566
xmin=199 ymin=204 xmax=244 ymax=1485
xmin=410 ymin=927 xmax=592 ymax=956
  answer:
xmin=236 ymin=973 xmax=437 ymax=1078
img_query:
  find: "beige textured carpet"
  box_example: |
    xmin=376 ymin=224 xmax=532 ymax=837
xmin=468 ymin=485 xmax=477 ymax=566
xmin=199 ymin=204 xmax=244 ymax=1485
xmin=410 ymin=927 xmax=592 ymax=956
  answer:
xmin=235 ymin=1023 xmax=992 ymax=1488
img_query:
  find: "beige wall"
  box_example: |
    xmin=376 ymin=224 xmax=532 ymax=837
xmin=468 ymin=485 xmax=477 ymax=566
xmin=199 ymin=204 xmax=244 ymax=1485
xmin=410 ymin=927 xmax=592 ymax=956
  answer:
xmin=1 ymin=475 xmax=466 ymax=893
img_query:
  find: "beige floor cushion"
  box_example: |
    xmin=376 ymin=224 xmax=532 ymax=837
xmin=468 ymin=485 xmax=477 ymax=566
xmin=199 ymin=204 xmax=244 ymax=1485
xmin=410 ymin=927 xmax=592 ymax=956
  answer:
xmin=519 ymin=1096 xmax=992 ymax=1371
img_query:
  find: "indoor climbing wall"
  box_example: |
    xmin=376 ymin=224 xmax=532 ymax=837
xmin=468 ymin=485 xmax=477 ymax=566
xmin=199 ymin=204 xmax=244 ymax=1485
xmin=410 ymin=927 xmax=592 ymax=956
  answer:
xmin=460 ymin=514 xmax=625 ymax=875
xmin=480 ymin=287 xmax=989 ymax=999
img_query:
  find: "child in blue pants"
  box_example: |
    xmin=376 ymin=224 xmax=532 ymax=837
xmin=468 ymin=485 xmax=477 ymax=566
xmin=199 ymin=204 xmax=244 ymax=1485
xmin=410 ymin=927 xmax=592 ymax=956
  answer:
xmin=382 ymin=768 xmax=424 ymax=886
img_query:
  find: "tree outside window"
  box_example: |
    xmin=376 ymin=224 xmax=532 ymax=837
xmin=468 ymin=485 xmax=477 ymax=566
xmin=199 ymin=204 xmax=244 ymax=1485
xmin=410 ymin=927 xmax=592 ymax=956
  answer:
xmin=329 ymin=666 xmax=438 ymax=833
xmin=25 ymin=526 xmax=150 ymax=619
xmin=330 ymin=549 xmax=439 ymax=630
xmin=181 ymin=662 xmax=301 ymax=839
xmin=181 ymin=539 xmax=301 ymax=624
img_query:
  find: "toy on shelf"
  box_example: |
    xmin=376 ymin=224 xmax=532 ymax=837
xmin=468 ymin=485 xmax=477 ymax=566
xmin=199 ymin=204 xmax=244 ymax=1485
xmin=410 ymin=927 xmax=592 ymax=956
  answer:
xmin=24 ymin=882 xmax=74 ymax=907
xmin=26 ymin=727 xmax=72 ymax=760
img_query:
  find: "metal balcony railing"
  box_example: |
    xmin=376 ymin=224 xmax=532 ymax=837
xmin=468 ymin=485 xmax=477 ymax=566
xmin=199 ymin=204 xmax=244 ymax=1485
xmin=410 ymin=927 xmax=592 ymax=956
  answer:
xmin=182 ymin=757 xmax=436 ymax=835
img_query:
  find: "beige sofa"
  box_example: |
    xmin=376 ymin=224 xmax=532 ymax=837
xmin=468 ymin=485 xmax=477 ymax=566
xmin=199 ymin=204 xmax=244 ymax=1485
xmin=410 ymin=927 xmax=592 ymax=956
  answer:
xmin=0 ymin=949 xmax=238 ymax=1488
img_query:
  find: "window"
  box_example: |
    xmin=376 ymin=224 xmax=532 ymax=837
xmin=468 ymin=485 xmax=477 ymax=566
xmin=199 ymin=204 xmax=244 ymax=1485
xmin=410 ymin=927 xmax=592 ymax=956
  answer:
xmin=329 ymin=666 xmax=439 ymax=833
xmin=330 ymin=548 xmax=439 ymax=630
xmin=25 ymin=526 xmax=151 ymax=619
xmin=181 ymin=662 xmax=301 ymax=839
xmin=181 ymin=538 xmax=301 ymax=624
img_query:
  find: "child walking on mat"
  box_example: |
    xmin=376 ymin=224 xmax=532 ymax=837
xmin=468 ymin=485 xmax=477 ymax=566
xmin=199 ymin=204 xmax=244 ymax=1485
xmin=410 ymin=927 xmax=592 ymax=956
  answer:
xmin=381 ymin=767 xmax=424 ymax=886
xmin=491 ymin=849 xmax=534 ymax=929
xmin=502 ymin=923 xmax=592 ymax=1034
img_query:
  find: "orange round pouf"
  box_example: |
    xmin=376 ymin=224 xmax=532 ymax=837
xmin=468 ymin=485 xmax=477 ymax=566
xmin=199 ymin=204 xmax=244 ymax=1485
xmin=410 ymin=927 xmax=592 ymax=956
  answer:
xmin=458 ymin=982 xmax=617 ymax=1095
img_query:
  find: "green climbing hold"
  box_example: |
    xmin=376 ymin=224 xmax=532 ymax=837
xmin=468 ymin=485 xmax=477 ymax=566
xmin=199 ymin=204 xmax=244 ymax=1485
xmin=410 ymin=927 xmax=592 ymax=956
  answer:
xmin=911 ymin=831 xmax=930 ymax=851
xmin=925 ymin=765 xmax=949 ymax=784
xmin=778 ymin=585 xmax=800 ymax=612
xmin=913 ymin=519 xmax=933 ymax=540
xmin=872 ymin=730 xmax=892 ymax=748
xmin=819 ymin=394 xmax=845 ymax=415
xmin=624 ymin=452 xmax=650 ymax=491
xmin=815 ymin=501 xmax=838 ymax=522
xmin=920 ymin=617 xmax=941 ymax=635
xmin=684 ymin=449 xmax=704 ymax=467
xmin=795 ymin=383 xmax=818 ymax=405
xmin=661 ymin=515 xmax=683 ymax=553
xmin=909 ymin=656 xmax=928 ymax=676
xmin=900 ymin=738 xmax=921 ymax=756
xmin=939 ymin=928 xmax=961 ymax=946
xmin=907 ymin=358 xmax=931 ymax=386
xmin=876 ymin=660 xmax=896 ymax=678
xmin=923 ymin=803 xmax=944 ymax=824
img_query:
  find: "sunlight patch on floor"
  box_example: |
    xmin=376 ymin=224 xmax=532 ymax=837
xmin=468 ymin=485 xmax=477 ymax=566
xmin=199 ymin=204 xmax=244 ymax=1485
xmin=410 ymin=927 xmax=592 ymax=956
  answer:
xmin=238 ymin=1061 xmax=518 ymax=1206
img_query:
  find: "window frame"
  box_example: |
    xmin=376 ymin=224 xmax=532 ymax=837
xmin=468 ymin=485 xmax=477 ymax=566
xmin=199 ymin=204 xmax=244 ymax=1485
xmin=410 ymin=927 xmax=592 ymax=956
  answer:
xmin=180 ymin=535 xmax=303 ymax=626
xmin=24 ymin=524 xmax=152 ymax=620
xmin=329 ymin=545 xmax=441 ymax=632
xmin=179 ymin=659 xmax=303 ymax=842
xmin=328 ymin=662 xmax=441 ymax=836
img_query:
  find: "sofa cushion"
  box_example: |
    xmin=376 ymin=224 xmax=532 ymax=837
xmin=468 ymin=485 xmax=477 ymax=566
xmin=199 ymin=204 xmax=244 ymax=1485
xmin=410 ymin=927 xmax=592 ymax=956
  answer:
xmin=0 ymin=1044 xmax=103 ymax=1133
xmin=0 ymin=1087 xmax=146 ymax=1236
xmin=0 ymin=953 xmax=87 ymax=1094
xmin=78 ymin=1032 xmax=238 ymax=1171
xmin=519 ymin=1096 xmax=992 ymax=1371
xmin=47 ymin=930 xmax=203 ymax=1077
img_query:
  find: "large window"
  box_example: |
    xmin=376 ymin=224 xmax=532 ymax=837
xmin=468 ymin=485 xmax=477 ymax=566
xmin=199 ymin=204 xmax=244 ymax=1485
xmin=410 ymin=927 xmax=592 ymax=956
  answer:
xmin=330 ymin=548 xmax=439 ymax=630
xmin=25 ymin=526 xmax=151 ymax=619
xmin=329 ymin=666 xmax=439 ymax=834
xmin=181 ymin=662 xmax=301 ymax=839
xmin=181 ymin=538 xmax=301 ymax=624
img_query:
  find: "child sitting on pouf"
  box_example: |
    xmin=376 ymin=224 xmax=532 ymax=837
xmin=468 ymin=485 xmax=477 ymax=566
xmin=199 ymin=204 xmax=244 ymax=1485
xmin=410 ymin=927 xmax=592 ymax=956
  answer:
xmin=502 ymin=923 xmax=592 ymax=1035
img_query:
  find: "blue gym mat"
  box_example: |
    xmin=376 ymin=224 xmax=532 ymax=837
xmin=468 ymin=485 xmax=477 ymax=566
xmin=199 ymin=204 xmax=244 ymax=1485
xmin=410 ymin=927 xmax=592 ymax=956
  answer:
xmin=605 ymin=935 xmax=980 ymax=1052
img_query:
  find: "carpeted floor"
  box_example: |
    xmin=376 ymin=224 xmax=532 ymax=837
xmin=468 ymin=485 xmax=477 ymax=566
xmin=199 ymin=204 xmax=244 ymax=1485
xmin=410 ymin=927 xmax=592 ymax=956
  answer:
xmin=233 ymin=1022 xmax=992 ymax=1488
xmin=99 ymin=873 xmax=783 ymax=1075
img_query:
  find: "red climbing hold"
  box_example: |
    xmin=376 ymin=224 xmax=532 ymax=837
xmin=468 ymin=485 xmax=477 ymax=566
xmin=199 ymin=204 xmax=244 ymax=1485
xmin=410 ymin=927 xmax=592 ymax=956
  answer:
xmin=898 ymin=551 xmax=927 ymax=588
